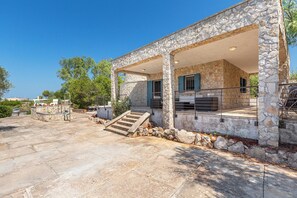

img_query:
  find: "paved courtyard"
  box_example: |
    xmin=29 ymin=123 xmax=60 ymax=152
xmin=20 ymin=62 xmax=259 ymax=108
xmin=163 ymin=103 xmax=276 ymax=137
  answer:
xmin=0 ymin=115 xmax=297 ymax=198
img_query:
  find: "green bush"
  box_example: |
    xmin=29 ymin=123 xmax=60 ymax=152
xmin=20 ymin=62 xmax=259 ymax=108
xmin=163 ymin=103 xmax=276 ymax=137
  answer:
xmin=112 ymin=97 xmax=131 ymax=117
xmin=0 ymin=105 xmax=12 ymax=118
xmin=0 ymin=100 xmax=21 ymax=107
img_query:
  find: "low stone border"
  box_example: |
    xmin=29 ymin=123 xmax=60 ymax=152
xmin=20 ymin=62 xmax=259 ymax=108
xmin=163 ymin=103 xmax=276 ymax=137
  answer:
xmin=136 ymin=127 xmax=297 ymax=169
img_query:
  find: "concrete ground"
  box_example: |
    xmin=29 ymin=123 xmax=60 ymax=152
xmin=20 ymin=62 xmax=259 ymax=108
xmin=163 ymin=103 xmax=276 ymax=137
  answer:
xmin=0 ymin=115 xmax=297 ymax=198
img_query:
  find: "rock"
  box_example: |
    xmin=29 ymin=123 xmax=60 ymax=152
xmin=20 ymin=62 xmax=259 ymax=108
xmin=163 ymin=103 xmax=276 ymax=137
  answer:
xmin=210 ymin=135 xmax=217 ymax=143
xmin=164 ymin=129 xmax=170 ymax=135
xmin=201 ymin=135 xmax=213 ymax=148
xmin=288 ymin=152 xmax=297 ymax=168
xmin=245 ymin=146 xmax=266 ymax=161
xmin=214 ymin=136 xmax=228 ymax=150
xmin=175 ymin=129 xmax=196 ymax=144
xmin=228 ymin=141 xmax=245 ymax=154
xmin=278 ymin=150 xmax=288 ymax=161
xmin=167 ymin=135 xmax=174 ymax=140
xmin=195 ymin=133 xmax=202 ymax=146
xmin=148 ymin=129 xmax=153 ymax=135
xmin=265 ymin=153 xmax=282 ymax=164
xmin=164 ymin=129 xmax=175 ymax=136
xmin=227 ymin=139 xmax=236 ymax=146
xmin=138 ymin=126 xmax=144 ymax=133
xmin=143 ymin=128 xmax=149 ymax=136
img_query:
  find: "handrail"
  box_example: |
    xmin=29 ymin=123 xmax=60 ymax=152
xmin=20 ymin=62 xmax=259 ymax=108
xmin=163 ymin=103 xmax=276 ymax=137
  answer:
xmin=128 ymin=112 xmax=151 ymax=134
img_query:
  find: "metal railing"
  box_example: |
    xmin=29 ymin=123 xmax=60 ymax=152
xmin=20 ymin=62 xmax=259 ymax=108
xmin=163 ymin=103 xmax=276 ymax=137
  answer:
xmin=279 ymin=83 xmax=297 ymax=121
xmin=174 ymin=86 xmax=259 ymax=125
xmin=150 ymin=92 xmax=163 ymax=115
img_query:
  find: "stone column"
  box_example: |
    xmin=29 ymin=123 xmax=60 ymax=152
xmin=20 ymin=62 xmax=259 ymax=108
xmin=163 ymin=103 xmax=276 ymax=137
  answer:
xmin=257 ymin=3 xmax=280 ymax=147
xmin=111 ymin=68 xmax=118 ymax=102
xmin=162 ymin=53 xmax=175 ymax=129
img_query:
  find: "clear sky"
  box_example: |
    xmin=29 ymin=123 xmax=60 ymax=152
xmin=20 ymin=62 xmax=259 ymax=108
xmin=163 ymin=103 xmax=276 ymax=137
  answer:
xmin=1 ymin=0 xmax=297 ymax=99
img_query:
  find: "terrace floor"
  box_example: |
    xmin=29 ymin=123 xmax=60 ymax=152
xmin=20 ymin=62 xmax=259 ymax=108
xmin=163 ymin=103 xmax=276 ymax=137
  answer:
xmin=0 ymin=115 xmax=297 ymax=197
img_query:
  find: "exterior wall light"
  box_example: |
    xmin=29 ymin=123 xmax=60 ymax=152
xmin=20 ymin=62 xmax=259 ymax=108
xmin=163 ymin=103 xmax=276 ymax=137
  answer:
xmin=229 ymin=46 xmax=237 ymax=51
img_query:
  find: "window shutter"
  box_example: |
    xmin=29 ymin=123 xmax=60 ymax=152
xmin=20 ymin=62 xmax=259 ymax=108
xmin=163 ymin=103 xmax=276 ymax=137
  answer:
xmin=147 ymin=81 xmax=153 ymax=107
xmin=160 ymin=80 xmax=163 ymax=97
xmin=194 ymin=73 xmax=201 ymax=91
xmin=178 ymin=76 xmax=185 ymax=93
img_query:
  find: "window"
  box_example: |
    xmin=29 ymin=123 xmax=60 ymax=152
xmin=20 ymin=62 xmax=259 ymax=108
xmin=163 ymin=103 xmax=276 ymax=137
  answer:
xmin=153 ymin=81 xmax=161 ymax=97
xmin=240 ymin=77 xmax=247 ymax=93
xmin=185 ymin=75 xmax=195 ymax=91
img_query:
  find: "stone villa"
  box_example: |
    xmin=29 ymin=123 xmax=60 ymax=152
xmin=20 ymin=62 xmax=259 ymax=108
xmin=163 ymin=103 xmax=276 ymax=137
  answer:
xmin=110 ymin=0 xmax=293 ymax=147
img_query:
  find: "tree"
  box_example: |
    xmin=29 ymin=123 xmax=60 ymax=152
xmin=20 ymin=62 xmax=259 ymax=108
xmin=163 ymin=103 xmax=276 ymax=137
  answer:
xmin=67 ymin=75 xmax=96 ymax=109
xmin=54 ymin=89 xmax=66 ymax=100
xmin=42 ymin=90 xmax=51 ymax=98
xmin=0 ymin=66 xmax=12 ymax=99
xmin=57 ymin=57 xmax=96 ymax=87
xmin=91 ymin=59 xmax=112 ymax=78
xmin=283 ymin=0 xmax=297 ymax=46
xmin=250 ymin=74 xmax=259 ymax=98
xmin=290 ymin=71 xmax=297 ymax=81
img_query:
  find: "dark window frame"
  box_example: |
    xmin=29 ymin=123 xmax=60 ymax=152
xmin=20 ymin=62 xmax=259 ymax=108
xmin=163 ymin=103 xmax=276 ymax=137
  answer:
xmin=240 ymin=77 xmax=247 ymax=93
xmin=153 ymin=80 xmax=161 ymax=97
xmin=185 ymin=75 xmax=195 ymax=91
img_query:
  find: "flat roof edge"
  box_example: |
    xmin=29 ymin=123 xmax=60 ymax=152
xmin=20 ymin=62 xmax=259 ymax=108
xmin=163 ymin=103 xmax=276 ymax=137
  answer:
xmin=112 ymin=0 xmax=252 ymax=63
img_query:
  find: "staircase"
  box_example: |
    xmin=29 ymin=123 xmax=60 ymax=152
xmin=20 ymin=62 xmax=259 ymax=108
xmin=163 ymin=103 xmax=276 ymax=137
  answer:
xmin=104 ymin=111 xmax=150 ymax=136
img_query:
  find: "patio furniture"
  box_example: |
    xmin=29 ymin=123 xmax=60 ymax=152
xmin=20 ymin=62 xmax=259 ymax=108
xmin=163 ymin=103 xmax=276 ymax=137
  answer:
xmin=195 ymin=97 xmax=219 ymax=111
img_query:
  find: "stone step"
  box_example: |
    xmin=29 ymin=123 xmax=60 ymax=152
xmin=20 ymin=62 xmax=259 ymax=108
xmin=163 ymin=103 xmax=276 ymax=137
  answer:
xmin=105 ymin=126 xmax=129 ymax=136
xmin=112 ymin=123 xmax=130 ymax=131
xmin=126 ymin=114 xmax=141 ymax=119
xmin=130 ymin=112 xmax=144 ymax=116
xmin=117 ymin=120 xmax=134 ymax=127
xmin=122 ymin=117 xmax=138 ymax=123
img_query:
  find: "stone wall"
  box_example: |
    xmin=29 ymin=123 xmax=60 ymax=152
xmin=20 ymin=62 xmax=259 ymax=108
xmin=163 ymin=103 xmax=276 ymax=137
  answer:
xmin=149 ymin=60 xmax=250 ymax=109
xmin=280 ymin=120 xmax=297 ymax=145
xmin=31 ymin=107 xmax=72 ymax=122
xmin=175 ymin=112 xmax=258 ymax=140
xmin=223 ymin=60 xmax=250 ymax=109
xmin=120 ymin=74 xmax=147 ymax=107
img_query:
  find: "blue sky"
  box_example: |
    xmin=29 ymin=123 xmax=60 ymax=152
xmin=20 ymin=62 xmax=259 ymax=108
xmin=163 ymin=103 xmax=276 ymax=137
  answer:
xmin=1 ymin=0 xmax=297 ymax=99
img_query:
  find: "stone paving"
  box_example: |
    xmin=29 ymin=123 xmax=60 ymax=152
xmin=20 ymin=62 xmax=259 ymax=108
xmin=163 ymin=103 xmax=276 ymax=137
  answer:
xmin=0 ymin=115 xmax=297 ymax=197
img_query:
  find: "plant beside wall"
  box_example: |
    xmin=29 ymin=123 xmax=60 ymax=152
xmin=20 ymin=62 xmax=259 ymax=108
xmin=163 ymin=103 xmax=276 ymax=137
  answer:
xmin=0 ymin=105 xmax=12 ymax=118
xmin=112 ymin=97 xmax=130 ymax=117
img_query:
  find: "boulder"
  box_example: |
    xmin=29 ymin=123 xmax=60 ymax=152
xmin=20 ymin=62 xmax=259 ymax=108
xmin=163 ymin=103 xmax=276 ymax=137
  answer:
xmin=214 ymin=136 xmax=228 ymax=150
xmin=227 ymin=139 xmax=236 ymax=147
xmin=201 ymin=135 xmax=213 ymax=148
xmin=278 ymin=150 xmax=288 ymax=161
xmin=245 ymin=146 xmax=266 ymax=161
xmin=288 ymin=152 xmax=297 ymax=168
xmin=175 ymin=129 xmax=196 ymax=144
xmin=195 ymin=133 xmax=202 ymax=146
xmin=138 ymin=126 xmax=144 ymax=133
xmin=228 ymin=141 xmax=245 ymax=154
xmin=265 ymin=153 xmax=282 ymax=164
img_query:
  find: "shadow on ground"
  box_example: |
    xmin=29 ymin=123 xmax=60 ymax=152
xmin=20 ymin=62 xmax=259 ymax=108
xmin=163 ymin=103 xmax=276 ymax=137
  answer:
xmin=0 ymin=126 xmax=17 ymax=132
xmin=171 ymin=146 xmax=297 ymax=198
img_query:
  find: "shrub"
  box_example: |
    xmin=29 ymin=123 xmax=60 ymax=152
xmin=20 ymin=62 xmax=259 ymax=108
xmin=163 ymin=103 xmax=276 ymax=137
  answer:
xmin=0 ymin=105 xmax=12 ymax=118
xmin=112 ymin=97 xmax=131 ymax=117
xmin=0 ymin=100 xmax=21 ymax=107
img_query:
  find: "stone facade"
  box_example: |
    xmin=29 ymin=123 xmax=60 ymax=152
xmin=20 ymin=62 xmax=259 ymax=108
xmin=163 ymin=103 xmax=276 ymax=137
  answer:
xmin=31 ymin=106 xmax=72 ymax=122
xmin=120 ymin=74 xmax=147 ymax=107
xmin=175 ymin=112 xmax=258 ymax=140
xmin=124 ymin=59 xmax=250 ymax=110
xmin=280 ymin=120 xmax=297 ymax=145
xmin=223 ymin=60 xmax=250 ymax=109
xmin=111 ymin=0 xmax=289 ymax=146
